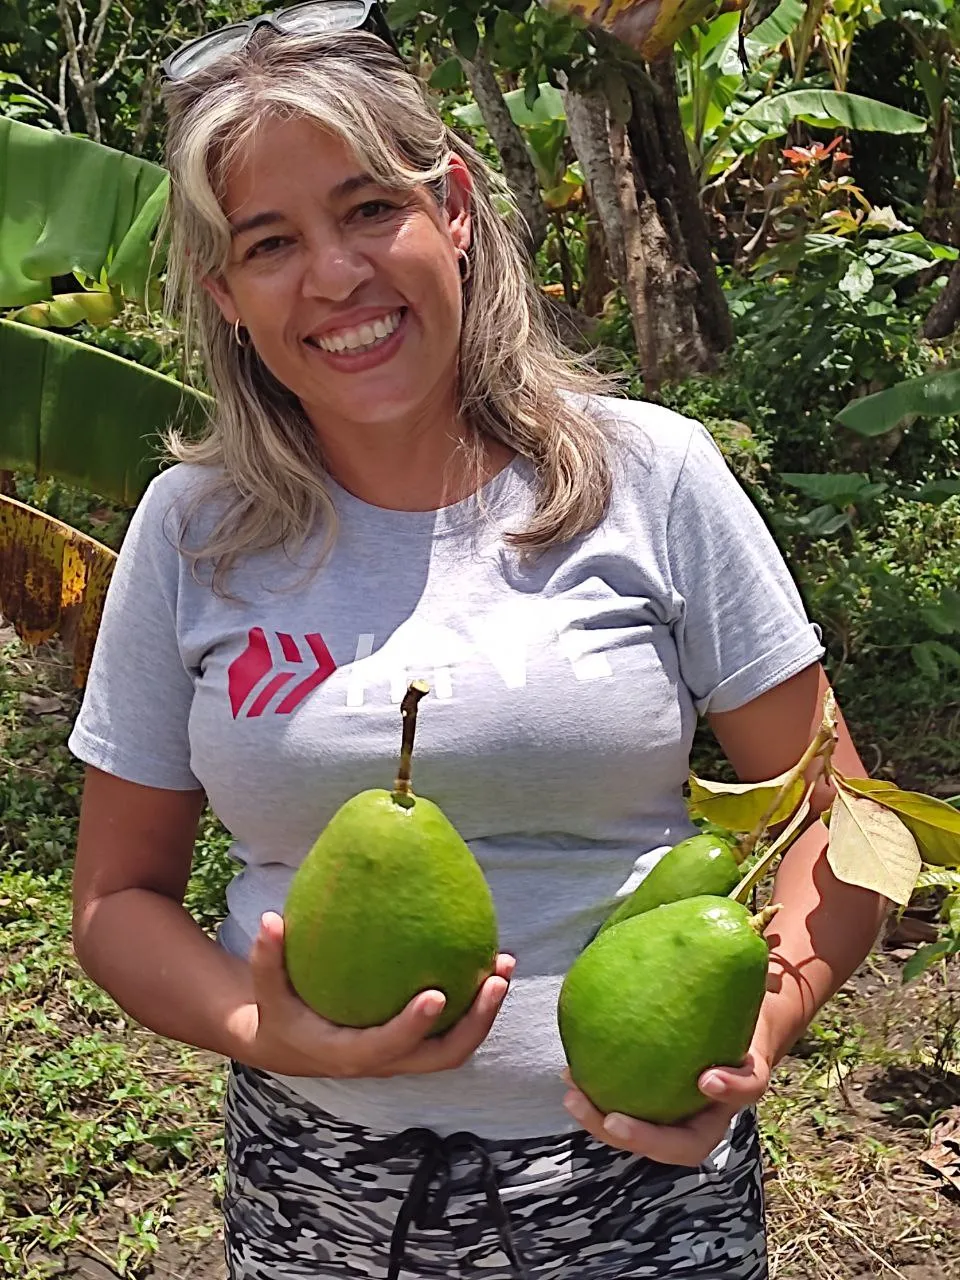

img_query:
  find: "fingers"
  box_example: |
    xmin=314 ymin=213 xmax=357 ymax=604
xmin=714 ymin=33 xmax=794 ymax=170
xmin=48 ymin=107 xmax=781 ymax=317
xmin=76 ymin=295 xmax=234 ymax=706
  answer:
xmin=698 ymin=1052 xmax=770 ymax=1108
xmin=333 ymin=987 xmax=452 ymax=1072
xmin=249 ymin=911 xmax=298 ymax=1008
xmin=377 ymin=968 xmax=511 ymax=1076
xmin=562 ymin=1082 xmax=736 ymax=1168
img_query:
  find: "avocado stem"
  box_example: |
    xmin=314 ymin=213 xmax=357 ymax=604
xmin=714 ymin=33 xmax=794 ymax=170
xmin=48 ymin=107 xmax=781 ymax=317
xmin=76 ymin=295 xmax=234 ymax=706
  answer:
xmin=749 ymin=903 xmax=782 ymax=934
xmin=392 ymin=680 xmax=430 ymax=804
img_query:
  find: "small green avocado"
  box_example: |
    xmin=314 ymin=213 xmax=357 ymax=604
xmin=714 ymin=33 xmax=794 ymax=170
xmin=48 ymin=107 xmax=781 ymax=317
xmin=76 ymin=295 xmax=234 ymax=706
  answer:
xmin=558 ymin=895 xmax=776 ymax=1124
xmin=598 ymin=833 xmax=742 ymax=936
xmin=283 ymin=683 xmax=498 ymax=1035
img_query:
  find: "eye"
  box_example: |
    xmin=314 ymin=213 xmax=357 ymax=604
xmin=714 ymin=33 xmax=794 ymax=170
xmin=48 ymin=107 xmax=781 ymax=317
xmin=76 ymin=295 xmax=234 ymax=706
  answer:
xmin=353 ymin=200 xmax=396 ymax=221
xmin=245 ymin=235 xmax=291 ymax=260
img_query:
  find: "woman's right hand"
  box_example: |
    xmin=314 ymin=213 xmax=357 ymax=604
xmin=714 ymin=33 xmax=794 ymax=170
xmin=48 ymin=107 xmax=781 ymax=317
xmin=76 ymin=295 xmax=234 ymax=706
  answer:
xmin=242 ymin=911 xmax=515 ymax=1079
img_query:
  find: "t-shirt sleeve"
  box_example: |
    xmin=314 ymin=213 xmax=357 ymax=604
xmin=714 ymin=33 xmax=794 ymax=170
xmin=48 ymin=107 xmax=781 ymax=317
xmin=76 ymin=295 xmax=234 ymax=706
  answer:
xmin=67 ymin=473 xmax=202 ymax=790
xmin=667 ymin=421 xmax=824 ymax=715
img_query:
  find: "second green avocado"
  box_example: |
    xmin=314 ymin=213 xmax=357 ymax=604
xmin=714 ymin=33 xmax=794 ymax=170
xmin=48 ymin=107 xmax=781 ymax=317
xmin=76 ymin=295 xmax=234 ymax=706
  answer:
xmin=598 ymin=832 xmax=742 ymax=936
xmin=283 ymin=682 xmax=498 ymax=1034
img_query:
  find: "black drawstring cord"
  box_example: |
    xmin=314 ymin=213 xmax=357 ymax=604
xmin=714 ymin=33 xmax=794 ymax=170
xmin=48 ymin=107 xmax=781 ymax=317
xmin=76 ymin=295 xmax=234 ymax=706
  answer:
xmin=345 ymin=1127 xmax=530 ymax=1280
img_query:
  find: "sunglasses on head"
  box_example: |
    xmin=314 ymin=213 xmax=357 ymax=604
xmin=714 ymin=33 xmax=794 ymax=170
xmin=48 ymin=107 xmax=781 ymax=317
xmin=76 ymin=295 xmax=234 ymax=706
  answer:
xmin=161 ymin=0 xmax=400 ymax=82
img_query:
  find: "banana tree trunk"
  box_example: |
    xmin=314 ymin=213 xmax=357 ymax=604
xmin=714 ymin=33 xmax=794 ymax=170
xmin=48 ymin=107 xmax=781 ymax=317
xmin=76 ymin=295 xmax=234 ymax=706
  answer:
xmin=646 ymin=55 xmax=733 ymax=353
xmin=564 ymin=80 xmax=718 ymax=392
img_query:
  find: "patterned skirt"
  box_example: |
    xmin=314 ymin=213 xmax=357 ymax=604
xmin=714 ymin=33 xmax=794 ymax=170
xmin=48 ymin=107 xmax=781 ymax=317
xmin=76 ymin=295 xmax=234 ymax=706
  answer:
xmin=223 ymin=1061 xmax=767 ymax=1280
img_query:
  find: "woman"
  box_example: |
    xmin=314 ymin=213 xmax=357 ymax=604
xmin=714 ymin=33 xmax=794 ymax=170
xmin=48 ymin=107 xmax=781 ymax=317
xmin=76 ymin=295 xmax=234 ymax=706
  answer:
xmin=69 ymin=8 xmax=888 ymax=1279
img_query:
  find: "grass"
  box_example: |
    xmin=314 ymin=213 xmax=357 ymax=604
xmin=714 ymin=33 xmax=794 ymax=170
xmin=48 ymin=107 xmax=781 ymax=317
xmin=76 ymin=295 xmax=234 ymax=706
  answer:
xmin=0 ymin=631 xmax=229 ymax=1279
xmin=1 ymin=626 xmax=959 ymax=1279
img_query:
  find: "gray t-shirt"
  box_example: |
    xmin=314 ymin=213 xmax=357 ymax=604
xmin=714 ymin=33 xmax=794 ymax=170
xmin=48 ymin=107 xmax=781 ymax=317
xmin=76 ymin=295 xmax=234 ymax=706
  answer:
xmin=68 ymin=397 xmax=823 ymax=1139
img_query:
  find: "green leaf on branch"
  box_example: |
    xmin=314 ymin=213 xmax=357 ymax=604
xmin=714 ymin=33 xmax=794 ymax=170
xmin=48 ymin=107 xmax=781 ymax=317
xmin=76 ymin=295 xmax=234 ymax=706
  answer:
xmin=839 ymin=259 xmax=875 ymax=301
xmin=454 ymin=82 xmax=565 ymax=130
xmin=827 ymin=784 xmax=921 ymax=906
xmin=836 ymin=369 xmax=960 ymax=437
xmin=915 ymin=866 xmax=960 ymax=892
xmin=902 ymin=940 xmax=954 ymax=983
xmin=688 ymin=768 xmax=805 ymax=831
xmin=450 ymin=15 xmax=480 ymax=60
xmin=429 ymin=56 xmax=466 ymax=90
xmin=387 ymin=0 xmax=425 ymax=26
xmin=780 ymin=472 xmax=886 ymax=507
xmin=833 ymin=773 xmax=960 ymax=869
xmin=911 ymin=478 xmax=960 ymax=503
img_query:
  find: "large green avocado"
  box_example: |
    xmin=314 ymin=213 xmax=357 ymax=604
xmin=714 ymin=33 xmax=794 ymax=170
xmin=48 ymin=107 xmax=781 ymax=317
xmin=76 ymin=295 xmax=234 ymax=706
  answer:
xmin=597 ymin=833 xmax=742 ymax=936
xmin=558 ymin=895 xmax=774 ymax=1124
xmin=283 ymin=684 xmax=498 ymax=1034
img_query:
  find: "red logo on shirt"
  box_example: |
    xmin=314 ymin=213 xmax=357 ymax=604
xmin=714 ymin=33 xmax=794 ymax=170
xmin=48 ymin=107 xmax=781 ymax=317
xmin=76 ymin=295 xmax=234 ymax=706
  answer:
xmin=228 ymin=627 xmax=337 ymax=719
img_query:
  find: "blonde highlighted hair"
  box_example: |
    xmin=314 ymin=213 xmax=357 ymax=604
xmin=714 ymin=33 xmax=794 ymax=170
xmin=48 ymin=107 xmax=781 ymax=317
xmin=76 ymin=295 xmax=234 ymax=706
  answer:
xmin=161 ymin=28 xmax=615 ymax=592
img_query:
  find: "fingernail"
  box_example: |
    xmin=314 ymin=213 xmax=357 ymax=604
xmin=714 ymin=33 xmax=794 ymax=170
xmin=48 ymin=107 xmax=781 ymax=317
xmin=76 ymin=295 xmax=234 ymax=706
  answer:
xmin=423 ymin=994 xmax=445 ymax=1017
xmin=700 ymin=1072 xmax=726 ymax=1096
xmin=604 ymin=1114 xmax=633 ymax=1141
xmin=563 ymin=1092 xmax=587 ymax=1121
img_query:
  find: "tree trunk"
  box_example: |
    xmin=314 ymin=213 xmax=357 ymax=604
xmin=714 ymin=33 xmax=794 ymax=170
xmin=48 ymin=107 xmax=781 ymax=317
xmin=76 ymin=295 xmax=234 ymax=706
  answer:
xmin=581 ymin=190 xmax=614 ymax=316
xmin=647 ymin=55 xmax=733 ymax=353
xmin=463 ymin=48 xmax=549 ymax=251
xmin=923 ymin=257 xmax=960 ymax=339
xmin=922 ymin=97 xmax=958 ymax=247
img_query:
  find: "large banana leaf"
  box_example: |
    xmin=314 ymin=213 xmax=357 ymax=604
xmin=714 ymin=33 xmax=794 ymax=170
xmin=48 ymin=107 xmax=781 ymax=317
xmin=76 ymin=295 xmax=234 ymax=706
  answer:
xmin=741 ymin=90 xmax=928 ymax=135
xmin=0 ymin=117 xmax=169 ymax=307
xmin=0 ymin=319 xmax=210 ymax=505
xmin=837 ymin=368 xmax=960 ymax=436
xmin=702 ymin=89 xmax=927 ymax=176
xmin=0 ymin=493 xmax=116 ymax=686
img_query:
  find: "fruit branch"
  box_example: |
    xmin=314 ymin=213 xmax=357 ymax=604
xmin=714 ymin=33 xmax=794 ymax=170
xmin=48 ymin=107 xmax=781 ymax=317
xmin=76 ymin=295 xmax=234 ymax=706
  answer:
xmin=731 ymin=783 xmax=815 ymax=904
xmin=738 ymin=689 xmax=839 ymax=860
xmin=393 ymin=680 xmax=430 ymax=802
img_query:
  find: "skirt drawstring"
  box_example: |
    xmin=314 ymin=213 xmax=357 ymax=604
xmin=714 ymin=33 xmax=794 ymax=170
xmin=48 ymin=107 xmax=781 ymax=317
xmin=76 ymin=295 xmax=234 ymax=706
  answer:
xmin=346 ymin=1126 xmax=530 ymax=1280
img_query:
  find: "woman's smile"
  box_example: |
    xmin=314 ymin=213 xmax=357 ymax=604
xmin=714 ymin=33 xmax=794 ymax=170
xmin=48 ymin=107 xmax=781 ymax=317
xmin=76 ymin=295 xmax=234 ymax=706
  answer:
xmin=305 ymin=306 xmax=408 ymax=371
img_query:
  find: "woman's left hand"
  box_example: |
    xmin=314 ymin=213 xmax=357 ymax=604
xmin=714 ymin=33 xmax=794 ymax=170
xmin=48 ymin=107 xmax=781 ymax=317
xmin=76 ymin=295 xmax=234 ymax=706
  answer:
xmin=561 ymin=1046 xmax=772 ymax=1168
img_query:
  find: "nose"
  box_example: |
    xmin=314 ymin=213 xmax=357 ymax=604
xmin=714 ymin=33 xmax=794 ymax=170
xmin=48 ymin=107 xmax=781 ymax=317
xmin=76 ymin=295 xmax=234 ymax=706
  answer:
xmin=300 ymin=233 xmax=374 ymax=301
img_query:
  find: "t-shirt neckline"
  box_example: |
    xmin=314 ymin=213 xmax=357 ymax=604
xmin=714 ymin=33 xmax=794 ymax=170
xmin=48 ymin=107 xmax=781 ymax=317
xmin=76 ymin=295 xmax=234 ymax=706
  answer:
xmin=323 ymin=454 xmax=530 ymax=538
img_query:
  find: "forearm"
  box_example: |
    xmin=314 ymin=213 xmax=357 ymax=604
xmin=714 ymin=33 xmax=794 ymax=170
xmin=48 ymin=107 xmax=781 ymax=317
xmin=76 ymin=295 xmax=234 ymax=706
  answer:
xmin=74 ymin=888 xmax=261 ymax=1065
xmin=751 ymin=820 xmax=890 ymax=1067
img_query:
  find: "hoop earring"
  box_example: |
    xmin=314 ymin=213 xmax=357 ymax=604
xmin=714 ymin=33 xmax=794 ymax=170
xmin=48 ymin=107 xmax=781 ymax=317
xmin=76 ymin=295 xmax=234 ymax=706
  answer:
xmin=457 ymin=247 xmax=472 ymax=284
xmin=233 ymin=318 xmax=250 ymax=348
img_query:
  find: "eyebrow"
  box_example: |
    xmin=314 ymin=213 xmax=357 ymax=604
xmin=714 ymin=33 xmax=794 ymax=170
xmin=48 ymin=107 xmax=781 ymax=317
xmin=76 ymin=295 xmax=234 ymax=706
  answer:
xmin=229 ymin=174 xmax=380 ymax=238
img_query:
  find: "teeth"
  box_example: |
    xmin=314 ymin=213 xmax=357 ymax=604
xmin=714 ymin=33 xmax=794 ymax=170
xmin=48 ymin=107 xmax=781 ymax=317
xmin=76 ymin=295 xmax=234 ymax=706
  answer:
xmin=314 ymin=309 xmax=402 ymax=355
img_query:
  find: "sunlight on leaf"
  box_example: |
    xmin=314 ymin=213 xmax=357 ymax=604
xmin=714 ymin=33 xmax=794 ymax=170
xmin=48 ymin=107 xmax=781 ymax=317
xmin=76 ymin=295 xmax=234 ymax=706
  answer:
xmin=688 ymin=769 xmax=805 ymax=831
xmin=827 ymin=785 xmax=921 ymax=905
xmin=834 ymin=774 xmax=960 ymax=868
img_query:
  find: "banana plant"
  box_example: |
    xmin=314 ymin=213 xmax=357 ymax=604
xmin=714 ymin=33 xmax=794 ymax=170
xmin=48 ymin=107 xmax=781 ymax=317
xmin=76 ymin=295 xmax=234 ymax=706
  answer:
xmin=676 ymin=0 xmax=929 ymax=183
xmin=0 ymin=116 xmax=168 ymax=306
xmin=0 ymin=118 xmax=207 ymax=683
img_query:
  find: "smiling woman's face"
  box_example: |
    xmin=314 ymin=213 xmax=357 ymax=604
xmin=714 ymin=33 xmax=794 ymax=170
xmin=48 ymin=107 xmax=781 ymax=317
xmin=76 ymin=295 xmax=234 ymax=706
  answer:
xmin=204 ymin=115 xmax=471 ymax=440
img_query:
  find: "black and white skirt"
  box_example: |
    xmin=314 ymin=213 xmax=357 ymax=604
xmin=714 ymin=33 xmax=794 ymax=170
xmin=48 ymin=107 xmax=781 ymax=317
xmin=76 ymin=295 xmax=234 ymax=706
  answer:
xmin=223 ymin=1061 xmax=767 ymax=1279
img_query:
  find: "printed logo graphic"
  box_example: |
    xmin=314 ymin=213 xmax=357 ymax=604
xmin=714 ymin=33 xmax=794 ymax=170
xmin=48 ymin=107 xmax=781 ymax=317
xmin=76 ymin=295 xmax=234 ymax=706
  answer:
xmin=228 ymin=627 xmax=337 ymax=719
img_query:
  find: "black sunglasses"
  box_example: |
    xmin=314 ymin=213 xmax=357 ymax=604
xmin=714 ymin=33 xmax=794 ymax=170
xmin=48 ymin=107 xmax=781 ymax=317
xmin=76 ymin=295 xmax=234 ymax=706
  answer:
xmin=161 ymin=0 xmax=400 ymax=82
